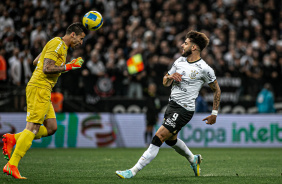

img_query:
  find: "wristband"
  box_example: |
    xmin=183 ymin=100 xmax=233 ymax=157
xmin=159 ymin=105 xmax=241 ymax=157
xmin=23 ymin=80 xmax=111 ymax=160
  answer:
xmin=211 ymin=110 xmax=218 ymax=116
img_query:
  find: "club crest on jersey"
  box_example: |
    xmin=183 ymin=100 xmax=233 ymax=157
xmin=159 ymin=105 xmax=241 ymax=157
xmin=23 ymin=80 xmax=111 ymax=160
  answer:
xmin=189 ymin=70 xmax=198 ymax=79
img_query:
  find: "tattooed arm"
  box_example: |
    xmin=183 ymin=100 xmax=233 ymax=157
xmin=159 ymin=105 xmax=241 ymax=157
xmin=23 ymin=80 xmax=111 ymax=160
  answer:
xmin=208 ymin=80 xmax=221 ymax=111
xmin=202 ymin=80 xmax=221 ymax=125
xmin=43 ymin=58 xmax=65 ymax=74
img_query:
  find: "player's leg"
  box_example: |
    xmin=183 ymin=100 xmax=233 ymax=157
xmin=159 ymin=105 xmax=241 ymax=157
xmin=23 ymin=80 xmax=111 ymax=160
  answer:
xmin=165 ymin=135 xmax=202 ymax=176
xmin=131 ymin=126 xmax=171 ymax=174
xmin=164 ymin=101 xmax=201 ymax=176
xmin=3 ymin=85 xmax=50 ymax=179
xmin=164 ymin=104 xmax=202 ymax=176
xmin=116 ymin=125 xmax=172 ymax=179
xmin=165 ymin=134 xmax=195 ymax=163
xmin=2 ymin=86 xmax=33 ymax=160
xmin=3 ymin=122 xmax=40 ymax=179
xmin=9 ymin=122 xmax=40 ymax=167
xmin=43 ymin=118 xmax=57 ymax=136
xmin=2 ymin=87 xmax=54 ymax=161
xmin=2 ymin=118 xmax=56 ymax=161
xmin=35 ymin=103 xmax=57 ymax=139
xmin=12 ymin=104 xmax=56 ymax=141
xmin=2 ymin=122 xmax=56 ymax=162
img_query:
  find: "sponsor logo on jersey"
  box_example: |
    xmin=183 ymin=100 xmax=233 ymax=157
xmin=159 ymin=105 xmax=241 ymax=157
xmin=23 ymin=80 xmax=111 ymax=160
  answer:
xmin=195 ymin=63 xmax=202 ymax=69
xmin=181 ymin=79 xmax=190 ymax=85
xmin=207 ymin=72 xmax=213 ymax=80
xmin=189 ymin=70 xmax=198 ymax=79
xmin=172 ymin=84 xmax=187 ymax=92
xmin=55 ymin=42 xmax=63 ymax=53
xmin=164 ymin=118 xmax=176 ymax=128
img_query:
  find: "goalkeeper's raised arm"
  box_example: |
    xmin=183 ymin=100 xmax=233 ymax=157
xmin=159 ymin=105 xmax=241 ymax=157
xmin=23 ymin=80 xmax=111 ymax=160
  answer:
xmin=43 ymin=57 xmax=84 ymax=74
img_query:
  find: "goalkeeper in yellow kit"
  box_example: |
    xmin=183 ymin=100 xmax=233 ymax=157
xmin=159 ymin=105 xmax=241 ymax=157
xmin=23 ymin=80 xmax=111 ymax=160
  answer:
xmin=2 ymin=22 xmax=87 ymax=179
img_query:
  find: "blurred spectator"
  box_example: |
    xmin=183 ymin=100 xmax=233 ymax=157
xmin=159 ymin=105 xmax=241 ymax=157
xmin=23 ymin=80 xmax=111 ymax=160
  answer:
xmin=144 ymin=83 xmax=160 ymax=146
xmin=256 ymin=83 xmax=275 ymax=113
xmin=30 ymin=23 xmax=47 ymax=46
xmin=8 ymin=48 xmax=20 ymax=80
xmin=9 ymin=50 xmax=31 ymax=111
xmin=0 ymin=10 xmax=14 ymax=38
xmin=86 ymin=50 xmax=105 ymax=78
xmin=82 ymin=50 xmax=105 ymax=96
xmin=106 ymin=47 xmax=128 ymax=96
xmin=127 ymin=71 xmax=146 ymax=99
xmin=245 ymin=58 xmax=263 ymax=97
xmin=10 ymin=51 xmax=31 ymax=86
xmin=0 ymin=49 xmax=7 ymax=83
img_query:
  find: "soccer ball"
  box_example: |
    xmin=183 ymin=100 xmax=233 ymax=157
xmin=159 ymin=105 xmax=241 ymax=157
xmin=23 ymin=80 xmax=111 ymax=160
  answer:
xmin=82 ymin=11 xmax=103 ymax=31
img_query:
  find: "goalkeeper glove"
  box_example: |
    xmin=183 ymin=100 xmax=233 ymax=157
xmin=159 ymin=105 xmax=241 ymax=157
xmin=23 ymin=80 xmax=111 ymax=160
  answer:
xmin=65 ymin=57 xmax=84 ymax=71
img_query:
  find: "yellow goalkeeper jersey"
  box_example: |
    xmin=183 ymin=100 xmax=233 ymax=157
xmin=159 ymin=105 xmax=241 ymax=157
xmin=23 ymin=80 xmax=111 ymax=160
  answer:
xmin=28 ymin=37 xmax=68 ymax=91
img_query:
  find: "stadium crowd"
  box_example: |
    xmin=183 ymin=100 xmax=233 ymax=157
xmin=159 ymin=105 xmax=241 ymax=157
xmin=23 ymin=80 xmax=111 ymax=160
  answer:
xmin=0 ymin=0 xmax=282 ymax=110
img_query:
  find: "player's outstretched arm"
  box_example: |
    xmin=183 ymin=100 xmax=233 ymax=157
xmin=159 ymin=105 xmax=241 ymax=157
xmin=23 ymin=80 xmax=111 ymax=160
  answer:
xmin=43 ymin=57 xmax=84 ymax=74
xmin=163 ymin=73 xmax=182 ymax=87
xmin=202 ymin=80 xmax=221 ymax=125
xmin=33 ymin=53 xmax=41 ymax=66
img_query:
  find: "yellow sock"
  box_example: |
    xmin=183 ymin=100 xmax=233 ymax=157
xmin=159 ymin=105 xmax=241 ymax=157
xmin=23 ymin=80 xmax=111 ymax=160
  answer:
xmin=14 ymin=126 xmax=48 ymax=141
xmin=34 ymin=126 xmax=48 ymax=139
xmin=14 ymin=132 xmax=22 ymax=141
xmin=9 ymin=129 xmax=35 ymax=167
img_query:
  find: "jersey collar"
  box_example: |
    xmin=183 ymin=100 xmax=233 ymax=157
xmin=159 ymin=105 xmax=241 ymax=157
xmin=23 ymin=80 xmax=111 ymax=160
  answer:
xmin=187 ymin=58 xmax=201 ymax=64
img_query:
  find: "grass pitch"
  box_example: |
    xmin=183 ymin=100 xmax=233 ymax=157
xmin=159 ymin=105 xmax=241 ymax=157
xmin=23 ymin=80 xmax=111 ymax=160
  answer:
xmin=0 ymin=148 xmax=281 ymax=184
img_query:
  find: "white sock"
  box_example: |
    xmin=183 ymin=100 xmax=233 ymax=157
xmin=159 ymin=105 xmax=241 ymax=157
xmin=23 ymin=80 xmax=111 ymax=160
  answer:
xmin=172 ymin=138 xmax=194 ymax=163
xmin=130 ymin=144 xmax=160 ymax=176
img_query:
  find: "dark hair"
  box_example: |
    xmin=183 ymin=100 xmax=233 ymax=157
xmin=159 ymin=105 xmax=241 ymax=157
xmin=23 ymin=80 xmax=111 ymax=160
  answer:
xmin=66 ymin=22 xmax=88 ymax=35
xmin=186 ymin=30 xmax=209 ymax=51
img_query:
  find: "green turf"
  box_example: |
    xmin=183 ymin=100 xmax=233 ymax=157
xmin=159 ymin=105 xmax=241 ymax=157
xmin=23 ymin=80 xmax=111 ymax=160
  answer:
xmin=0 ymin=148 xmax=281 ymax=184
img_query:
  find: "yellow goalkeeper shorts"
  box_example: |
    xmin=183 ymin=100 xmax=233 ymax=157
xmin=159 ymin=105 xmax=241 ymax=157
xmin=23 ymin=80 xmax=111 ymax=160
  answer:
xmin=26 ymin=85 xmax=56 ymax=124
